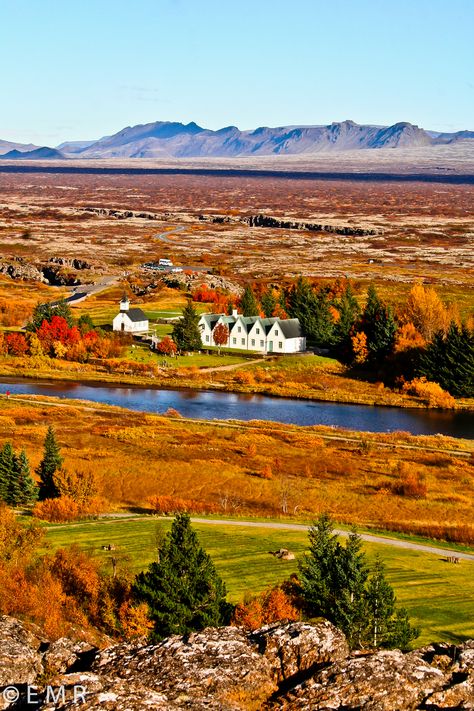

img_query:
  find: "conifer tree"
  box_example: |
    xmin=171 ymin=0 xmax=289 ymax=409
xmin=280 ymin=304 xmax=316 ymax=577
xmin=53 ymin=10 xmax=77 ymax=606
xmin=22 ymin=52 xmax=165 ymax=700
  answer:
xmin=299 ymin=514 xmax=418 ymax=650
xmin=16 ymin=450 xmax=38 ymax=506
xmin=0 ymin=443 xmax=16 ymax=504
xmin=132 ymin=513 xmax=232 ymax=641
xmin=334 ymin=284 xmax=360 ymax=345
xmin=240 ymin=285 xmax=259 ymax=317
xmin=37 ymin=426 xmax=63 ymax=500
xmin=171 ymin=301 xmax=202 ymax=352
xmin=360 ymin=285 xmax=397 ymax=363
xmin=419 ymin=322 xmax=474 ymax=397
xmin=261 ymin=288 xmax=277 ymax=318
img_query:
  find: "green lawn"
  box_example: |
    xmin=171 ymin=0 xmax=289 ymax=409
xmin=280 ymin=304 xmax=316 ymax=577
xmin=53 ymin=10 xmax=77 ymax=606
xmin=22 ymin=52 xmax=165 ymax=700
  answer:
xmin=125 ymin=342 xmax=249 ymax=368
xmin=44 ymin=517 xmax=474 ymax=646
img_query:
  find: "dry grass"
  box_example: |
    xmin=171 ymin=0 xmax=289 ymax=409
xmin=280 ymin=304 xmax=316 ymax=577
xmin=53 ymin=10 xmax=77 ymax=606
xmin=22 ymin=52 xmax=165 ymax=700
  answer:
xmin=1 ymin=397 xmax=473 ymax=543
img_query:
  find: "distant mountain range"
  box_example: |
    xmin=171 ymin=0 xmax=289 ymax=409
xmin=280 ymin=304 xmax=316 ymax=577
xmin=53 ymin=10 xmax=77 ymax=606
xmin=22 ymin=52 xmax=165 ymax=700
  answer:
xmin=1 ymin=120 xmax=473 ymax=159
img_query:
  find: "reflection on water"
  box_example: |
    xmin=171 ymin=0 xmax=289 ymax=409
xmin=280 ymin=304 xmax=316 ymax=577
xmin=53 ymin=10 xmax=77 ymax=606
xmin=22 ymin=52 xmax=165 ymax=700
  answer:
xmin=0 ymin=378 xmax=472 ymax=439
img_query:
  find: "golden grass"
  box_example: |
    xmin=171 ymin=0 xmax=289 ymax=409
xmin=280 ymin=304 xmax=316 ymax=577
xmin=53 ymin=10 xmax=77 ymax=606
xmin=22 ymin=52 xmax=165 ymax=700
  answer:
xmin=1 ymin=396 xmax=473 ymax=543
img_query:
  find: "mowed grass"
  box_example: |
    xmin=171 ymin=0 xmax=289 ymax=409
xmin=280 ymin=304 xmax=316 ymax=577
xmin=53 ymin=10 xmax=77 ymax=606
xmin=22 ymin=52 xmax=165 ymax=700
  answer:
xmin=44 ymin=517 xmax=474 ymax=647
xmin=125 ymin=341 xmax=250 ymax=368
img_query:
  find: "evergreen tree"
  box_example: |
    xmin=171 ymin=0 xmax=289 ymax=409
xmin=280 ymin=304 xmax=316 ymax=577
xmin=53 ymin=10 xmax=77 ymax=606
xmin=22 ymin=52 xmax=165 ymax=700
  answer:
xmin=0 ymin=445 xmax=37 ymax=507
xmin=28 ymin=298 xmax=74 ymax=331
xmin=132 ymin=513 xmax=232 ymax=641
xmin=261 ymin=288 xmax=277 ymax=318
xmin=37 ymin=426 xmax=63 ymax=500
xmin=418 ymin=322 xmax=474 ymax=397
xmin=77 ymin=313 xmax=95 ymax=334
xmin=334 ymin=284 xmax=360 ymax=346
xmin=362 ymin=557 xmax=418 ymax=650
xmin=240 ymin=285 xmax=259 ymax=317
xmin=360 ymin=285 xmax=396 ymax=363
xmin=16 ymin=450 xmax=38 ymax=505
xmin=299 ymin=515 xmax=418 ymax=649
xmin=0 ymin=443 xmax=16 ymax=504
xmin=287 ymin=277 xmax=318 ymax=340
xmin=171 ymin=301 xmax=203 ymax=352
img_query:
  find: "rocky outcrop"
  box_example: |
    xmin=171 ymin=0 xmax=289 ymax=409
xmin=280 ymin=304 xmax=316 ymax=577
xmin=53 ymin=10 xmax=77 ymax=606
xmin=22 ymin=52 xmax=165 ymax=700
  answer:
xmin=0 ymin=256 xmax=95 ymax=285
xmin=198 ymin=212 xmax=378 ymax=236
xmin=0 ymin=257 xmax=46 ymax=282
xmin=1 ymin=615 xmax=474 ymax=710
xmin=161 ymin=271 xmax=244 ymax=297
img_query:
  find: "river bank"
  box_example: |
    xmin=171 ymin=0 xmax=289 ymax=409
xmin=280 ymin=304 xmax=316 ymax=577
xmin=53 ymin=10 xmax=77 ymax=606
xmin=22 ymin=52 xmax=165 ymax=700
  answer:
xmin=1 ymin=354 xmax=473 ymax=413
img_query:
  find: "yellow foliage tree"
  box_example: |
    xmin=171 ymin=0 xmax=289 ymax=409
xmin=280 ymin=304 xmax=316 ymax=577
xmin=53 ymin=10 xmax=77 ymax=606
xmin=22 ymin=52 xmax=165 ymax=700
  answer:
xmin=351 ymin=331 xmax=368 ymax=365
xmin=402 ymin=284 xmax=452 ymax=341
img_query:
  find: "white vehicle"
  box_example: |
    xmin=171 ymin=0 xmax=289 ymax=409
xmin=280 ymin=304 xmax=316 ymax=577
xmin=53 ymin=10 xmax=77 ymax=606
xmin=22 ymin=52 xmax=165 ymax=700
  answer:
xmin=158 ymin=258 xmax=173 ymax=267
xmin=170 ymin=266 xmax=183 ymax=273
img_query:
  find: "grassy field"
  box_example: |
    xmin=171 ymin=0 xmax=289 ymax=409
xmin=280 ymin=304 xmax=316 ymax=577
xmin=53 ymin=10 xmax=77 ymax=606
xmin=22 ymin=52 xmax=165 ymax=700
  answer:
xmin=43 ymin=516 xmax=474 ymax=646
xmin=125 ymin=341 xmax=251 ymax=368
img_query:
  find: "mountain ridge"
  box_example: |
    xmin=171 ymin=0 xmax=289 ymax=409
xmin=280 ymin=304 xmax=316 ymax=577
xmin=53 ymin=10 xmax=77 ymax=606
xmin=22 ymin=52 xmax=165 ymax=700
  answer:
xmin=1 ymin=120 xmax=473 ymax=160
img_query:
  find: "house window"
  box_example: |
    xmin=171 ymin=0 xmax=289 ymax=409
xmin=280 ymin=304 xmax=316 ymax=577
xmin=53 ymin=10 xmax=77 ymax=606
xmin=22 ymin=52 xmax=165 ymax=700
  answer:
xmin=238 ymin=326 xmax=241 ymax=333
xmin=241 ymin=338 xmax=245 ymax=345
xmin=205 ymin=335 xmax=209 ymax=342
xmin=278 ymin=342 xmax=283 ymax=349
xmin=256 ymin=328 xmax=260 ymax=334
xmin=260 ymin=340 xmax=264 ymax=347
xmin=251 ymin=339 xmax=255 ymax=346
xmin=232 ymin=337 xmax=237 ymax=344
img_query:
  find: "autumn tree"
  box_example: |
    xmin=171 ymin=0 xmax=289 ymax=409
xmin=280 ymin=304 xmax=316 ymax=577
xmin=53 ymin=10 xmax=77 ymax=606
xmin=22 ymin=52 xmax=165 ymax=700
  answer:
xmin=132 ymin=513 xmax=232 ymax=640
xmin=37 ymin=426 xmax=63 ymax=500
xmin=212 ymin=322 xmax=229 ymax=354
xmin=5 ymin=332 xmax=29 ymax=356
xmin=232 ymin=585 xmax=299 ymax=630
xmin=28 ymin=298 xmax=74 ymax=330
xmin=240 ymin=285 xmax=259 ymax=317
xmin=172 ymin=301 xmax=202 ymax=352
xmin=402 ymin=284 xmax=451 ymax=341
xmin=156 ymin=335 xmax=178 ymax=357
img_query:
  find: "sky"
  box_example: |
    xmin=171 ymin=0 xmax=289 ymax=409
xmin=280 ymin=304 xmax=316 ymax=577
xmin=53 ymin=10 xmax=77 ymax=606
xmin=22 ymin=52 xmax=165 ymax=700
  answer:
xmin=1 ymin=0 xmax=473 ymax=145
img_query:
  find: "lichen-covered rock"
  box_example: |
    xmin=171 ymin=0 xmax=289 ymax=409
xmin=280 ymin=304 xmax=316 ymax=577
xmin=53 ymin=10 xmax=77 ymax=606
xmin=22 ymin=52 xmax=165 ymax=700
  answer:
xmin=250 ymin=621 xmax=349 ymax=683
xmin=276 ymin=649 xmax=448 ymax=710
xmin=92 ymin=626 xmax=276 ymax=709
xmin=0 ymin=615 xmax=43 ymax=687
xmin=42 ymin=638 xmax=97 ymax=676
xmin=424 ymin=641 xmax=474 ymax=710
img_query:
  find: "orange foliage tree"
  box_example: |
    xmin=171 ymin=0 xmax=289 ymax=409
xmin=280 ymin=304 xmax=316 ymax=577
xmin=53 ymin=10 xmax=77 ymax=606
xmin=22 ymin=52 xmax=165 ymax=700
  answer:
xmin=232 ymin=584 xmax=300 ymax=630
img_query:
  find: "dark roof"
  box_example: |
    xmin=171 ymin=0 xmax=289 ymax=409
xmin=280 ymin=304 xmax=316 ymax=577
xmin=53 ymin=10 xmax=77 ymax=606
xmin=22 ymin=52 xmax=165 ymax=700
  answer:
xmin=279 ymin=319 xmax=303 ymax=339
xmin=123 ymin=308 xmax=147 ymax=322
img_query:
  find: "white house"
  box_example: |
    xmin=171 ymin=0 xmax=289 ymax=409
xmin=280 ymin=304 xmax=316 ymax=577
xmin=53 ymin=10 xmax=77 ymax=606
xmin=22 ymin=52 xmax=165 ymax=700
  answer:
xmin=112 ymin=295 xmax=149 ymax=334
xmin=198 ymin=310 xmax=306 ymax=354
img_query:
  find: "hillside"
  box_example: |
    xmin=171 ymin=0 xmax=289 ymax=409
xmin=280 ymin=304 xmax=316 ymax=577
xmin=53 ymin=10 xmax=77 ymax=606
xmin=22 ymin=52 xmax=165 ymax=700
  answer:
xmin=1 ymin=146 xmax=65 ymax=160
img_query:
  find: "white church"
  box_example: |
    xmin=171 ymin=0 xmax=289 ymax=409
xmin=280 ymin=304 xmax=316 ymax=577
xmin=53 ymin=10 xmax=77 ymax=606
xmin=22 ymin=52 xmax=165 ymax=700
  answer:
xmin=112 ymin=295 xmax=149 ymax=334
xmin=198 ymin=310 xmax=306 ymax=354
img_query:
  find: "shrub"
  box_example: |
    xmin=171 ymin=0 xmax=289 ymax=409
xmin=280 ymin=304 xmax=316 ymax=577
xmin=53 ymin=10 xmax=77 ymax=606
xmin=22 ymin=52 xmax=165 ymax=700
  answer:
xmin=231 ymin=585 xmax=300 ymax=630
xmin=147 ymin=495 xmax=217 ymax=515
xmin=392 ymin=463 xmax=427 ymax=499
xmin=401 ymin=377 xmax=455 ymax=409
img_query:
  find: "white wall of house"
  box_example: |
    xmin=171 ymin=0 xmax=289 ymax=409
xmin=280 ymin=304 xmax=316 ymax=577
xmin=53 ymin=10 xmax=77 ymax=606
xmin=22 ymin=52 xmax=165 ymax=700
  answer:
xmin=228 ymin=317 xmax=248 ymax=350
xmin=112 ymin=313 xmax=148 ymax=333
xmin=247 ymin=319 xmax=267 ymax=353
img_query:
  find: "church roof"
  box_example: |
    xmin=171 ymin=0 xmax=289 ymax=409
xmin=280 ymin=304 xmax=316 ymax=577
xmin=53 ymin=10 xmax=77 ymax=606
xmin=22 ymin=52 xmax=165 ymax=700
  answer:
xmin=122 ymin=308 xmax=147 ymax=322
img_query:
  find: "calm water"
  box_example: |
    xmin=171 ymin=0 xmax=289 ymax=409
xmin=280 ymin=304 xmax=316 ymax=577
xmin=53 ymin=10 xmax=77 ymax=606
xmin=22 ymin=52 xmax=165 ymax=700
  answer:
xmin=1 ymin=378 xmax=473 ymax=439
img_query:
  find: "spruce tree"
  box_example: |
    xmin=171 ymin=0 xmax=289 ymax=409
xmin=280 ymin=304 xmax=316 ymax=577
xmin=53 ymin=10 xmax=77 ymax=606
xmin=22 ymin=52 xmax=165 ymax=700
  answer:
xmin=16 ymin=450 xmax=38 ymax=506
xmin=362 ymin=557 xmax=418 ymax=650
xmin=360 ymin=285 xmax=396 ymax=363
xmin=28 ymin=298 xmax=74 ymax=331
xmin=132 ymin=513 xmax=232 ymax=641
xmin=0 ymin=443 xmax=16 ymax=504
xmin=299 ymin=515 xmax=418 ymax=650
xmin=37 ymin=426 xmax=63 ymax=500
xmin=261 ymin=288 xmax=277 ymax=318
xmin=334 ymin=284 xmax=360 ymax=346
xmin=172 ymin=301 xmax=202 ymax=352
xmin=419 ymin=322 xmax=474 ymax=397
xmin=240 ymin=285 xmax=259 ymax=317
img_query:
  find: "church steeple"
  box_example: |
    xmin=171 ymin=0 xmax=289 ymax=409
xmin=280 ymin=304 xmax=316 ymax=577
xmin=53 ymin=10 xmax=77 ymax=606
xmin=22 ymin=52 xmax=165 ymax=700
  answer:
xmin=120 ymin=293 xmax=130 ymax=312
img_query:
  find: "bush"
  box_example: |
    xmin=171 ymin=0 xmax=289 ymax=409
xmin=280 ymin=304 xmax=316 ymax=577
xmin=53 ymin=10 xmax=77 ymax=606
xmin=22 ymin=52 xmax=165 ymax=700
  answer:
xmin=392 ymin=463 xmax=427 ymax=499
xmin=231 ymin=585 xmax=300 ymax=630
xmin=401 ymin=377 xmax=455 ymax=409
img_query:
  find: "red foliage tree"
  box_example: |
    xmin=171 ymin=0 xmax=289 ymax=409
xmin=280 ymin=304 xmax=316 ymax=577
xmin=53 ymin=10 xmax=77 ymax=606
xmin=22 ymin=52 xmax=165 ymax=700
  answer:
xmin=5 ymin=332 xmax=29 ymax=356
xmin=156 ymin=336 xmax=178 ymax=357
xmin=212 ymin=323 xmax=229 ymax=353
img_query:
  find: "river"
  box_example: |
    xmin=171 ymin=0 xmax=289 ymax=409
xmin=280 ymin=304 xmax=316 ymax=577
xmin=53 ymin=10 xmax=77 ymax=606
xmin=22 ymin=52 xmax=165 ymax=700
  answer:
xmin=1 ymin=378 xmax=472 ymax=439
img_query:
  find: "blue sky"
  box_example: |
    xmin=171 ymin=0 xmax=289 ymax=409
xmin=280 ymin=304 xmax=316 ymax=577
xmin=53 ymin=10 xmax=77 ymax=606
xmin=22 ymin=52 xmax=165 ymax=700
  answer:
xmin=1 ymin=0 xmax=473 ymax=145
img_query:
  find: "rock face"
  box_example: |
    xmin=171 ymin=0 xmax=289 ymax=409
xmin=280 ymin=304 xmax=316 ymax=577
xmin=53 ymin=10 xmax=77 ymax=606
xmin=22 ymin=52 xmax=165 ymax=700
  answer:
xmin=1 ymin=615 xmax=474 ymax=710
xmin=198 ymin=212 xmax=378 ymax=236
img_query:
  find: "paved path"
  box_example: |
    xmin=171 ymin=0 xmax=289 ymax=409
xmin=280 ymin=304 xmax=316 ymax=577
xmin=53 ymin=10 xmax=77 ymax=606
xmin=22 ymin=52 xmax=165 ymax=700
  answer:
xmin=187 ymin=517 xmax=474 ymax=562
xmin=154 ymin=226 xmax=186 ymax=243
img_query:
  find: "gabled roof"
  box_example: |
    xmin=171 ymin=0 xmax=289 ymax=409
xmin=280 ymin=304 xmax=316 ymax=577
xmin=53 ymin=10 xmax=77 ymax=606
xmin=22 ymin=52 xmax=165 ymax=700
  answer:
xmin=122 ymin=308 xmax=147 ymax=323
xmin=279 ymin=319 xmax=303 ymax=338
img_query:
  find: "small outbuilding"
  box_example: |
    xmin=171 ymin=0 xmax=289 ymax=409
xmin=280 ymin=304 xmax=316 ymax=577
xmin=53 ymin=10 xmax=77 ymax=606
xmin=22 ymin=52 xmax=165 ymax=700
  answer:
xmin=112 ymin=295 xmax=149 ymax=334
